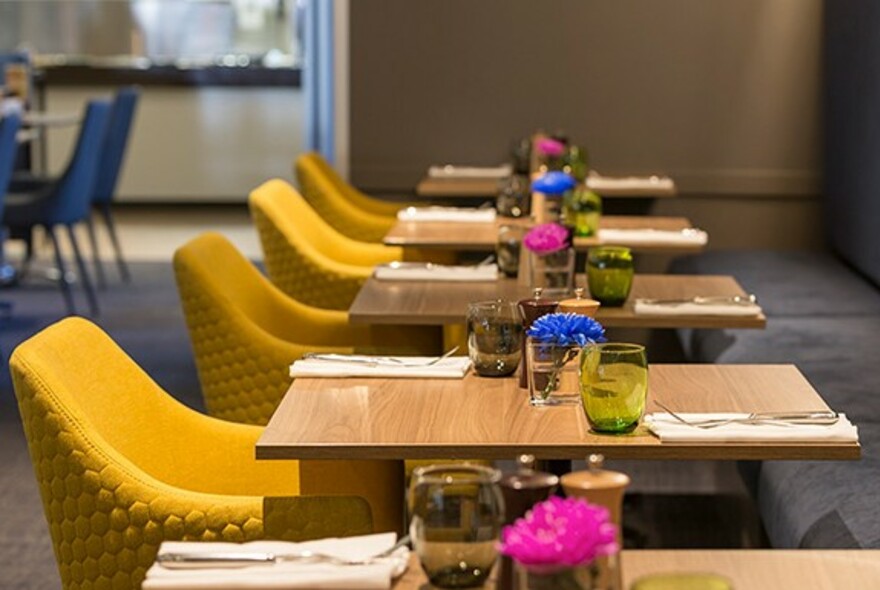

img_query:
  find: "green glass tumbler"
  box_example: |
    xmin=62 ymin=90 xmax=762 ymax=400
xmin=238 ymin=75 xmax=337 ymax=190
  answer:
xmin=587 ymin=246 xmax=634 ymax=307
xmin=563 ymin=187 xmax=602 ymax=237
xmin=579 ymin=343 xmax=648 ymax=434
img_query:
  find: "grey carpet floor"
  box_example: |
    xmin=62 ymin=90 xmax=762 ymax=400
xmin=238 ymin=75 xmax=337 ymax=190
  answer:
xmin=0 ymin=261 xmax=762 ymax=589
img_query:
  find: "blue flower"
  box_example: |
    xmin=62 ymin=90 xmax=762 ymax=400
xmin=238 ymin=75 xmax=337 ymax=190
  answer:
xmin=527 ymin=313 xmax=607 ymax=346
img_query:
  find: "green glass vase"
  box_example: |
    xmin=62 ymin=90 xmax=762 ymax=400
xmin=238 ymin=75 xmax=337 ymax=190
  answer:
xmin=579 ymin=343 xmax=648 ymax=434
xmin=563 ymin=187 xmax=602 ymax=237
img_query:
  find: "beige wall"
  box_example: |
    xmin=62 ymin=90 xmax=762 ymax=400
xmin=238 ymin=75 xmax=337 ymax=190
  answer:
xmin=44 ymin=86 xmax=305 ymax=202
xmin=349 ymin=0 xmax=823 ymax=250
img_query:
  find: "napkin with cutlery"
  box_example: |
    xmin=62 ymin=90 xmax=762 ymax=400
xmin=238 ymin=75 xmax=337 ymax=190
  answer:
xmin=634 ymin=298 xmax=763 ymax=317
xmin=374 ymin=262 xmax=498 ymax=282
xmin=598 ymin=228 xmax=708 ymax=247
xmin=290 ymin=355 xmax=472 ymax=379
xmin=646 ymin=412 xmax=859 ymax=443
xmin=427 ymin=163 xmax=512 ymax=179
xmin=397 ymin=206 xmax=497 ymax=223
xmin=143 ymin=533 xmax=409 ymax=589
xmin=586 ymin=173 xmax=676 ymax=193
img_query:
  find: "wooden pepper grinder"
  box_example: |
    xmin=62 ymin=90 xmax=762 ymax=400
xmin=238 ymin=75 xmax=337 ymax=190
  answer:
xmin=517 ymin=288 xmax=559 ymax=388
xmin=557 ymin=287 xmax=601 ymax=318
xmin=497 ymin=454 xmax=559 ymax=590
xmin=561 ymin=454 xmax=631 ymax=590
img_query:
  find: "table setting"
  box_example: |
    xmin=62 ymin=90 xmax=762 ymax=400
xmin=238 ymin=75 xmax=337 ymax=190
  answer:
xmin=373 ymin=260 xmax=498 ymax=282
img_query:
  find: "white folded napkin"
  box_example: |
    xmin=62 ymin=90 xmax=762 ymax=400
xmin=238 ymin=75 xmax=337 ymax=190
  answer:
xmin=646 ymin=413 xmax=858 ymax=443
xmin=586 ymin=173 xmax=675 ymax=193
xmin=427 ymin=163 xmax=512 ymax=179
xmin=397 ymin=206 xmax=497 ymax=223
xmin=143 ymin=533 xmax=409 ymax=590
xmin=290 ymin=355 xmax=472 ymax=379
xmin=598 ymin=228 xmax=708 ymax=247
xmin=374 ymin=263 xmax=498 ymax=282
xmin=633 ymin=300 xmax=763 ymax=317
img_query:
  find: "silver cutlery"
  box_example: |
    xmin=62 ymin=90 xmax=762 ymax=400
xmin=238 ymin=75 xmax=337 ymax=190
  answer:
xmin=385 ymin=256 xmax=495 ymax=271
xmin=653 ymin=400 xmax=838 ymax=429
xmin=639 ymin=294 xmax=758 ymax=306
xmin=158 ymin=535 xmax=411 ymax=569
xmin=303 ymin=346 xmax=460 ymax=368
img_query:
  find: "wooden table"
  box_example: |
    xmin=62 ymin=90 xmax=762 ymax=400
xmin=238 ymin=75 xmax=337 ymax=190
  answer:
xmin=415 ymin=176 xmax=678 ymax=199
xmin=257 ymin=365 xmax=858 ymax=462
xmin=349 ymin=274 xmax=766 ymax=329
xmin=384 ymin=216 xmax=703 ymax=254
xmin=393 ymin=550 xmax=880 ymax=588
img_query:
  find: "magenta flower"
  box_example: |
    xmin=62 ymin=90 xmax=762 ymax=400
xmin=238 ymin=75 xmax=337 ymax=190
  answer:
xmin=498 ymin=497 xmax=619 ymax=567
xmin=536 ymin=138 xmax=566 ymax=158
xmin=523 ymin=223 xmax=570 ymax=255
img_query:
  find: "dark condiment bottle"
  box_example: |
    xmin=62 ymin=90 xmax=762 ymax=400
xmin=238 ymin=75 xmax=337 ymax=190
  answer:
xmin=517 ymin=288 xmax=559 ymax=388
xmin=497 ymin=454 xmax=559 ymax=590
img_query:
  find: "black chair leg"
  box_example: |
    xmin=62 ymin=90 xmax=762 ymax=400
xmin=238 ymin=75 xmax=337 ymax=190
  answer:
xmin=85 ymin=215 xmax=106 ymax=289
xmin=46 ymin=226 xmax=75 ymax=315
xmin=100 ymin=203 xmax=130 ymax=283
xmin=65 ymin=224 xmax=99 ymax=317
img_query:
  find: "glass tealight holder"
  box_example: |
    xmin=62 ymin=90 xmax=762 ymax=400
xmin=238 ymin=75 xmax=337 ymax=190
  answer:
xmin=579 ymin=343 xmax=648 ymax=434
xmin=467 ymin=301 xmax=524 ymax=377
xmin=409 ymin=465 xmax=504 ymax=589
xmin=587 ymin=246 xmax=634 ymax=307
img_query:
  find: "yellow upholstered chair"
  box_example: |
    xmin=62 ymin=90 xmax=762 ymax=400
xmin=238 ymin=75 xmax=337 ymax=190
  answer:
xmin=173 ymin=231 xmax=439 ymax=425
xmin=295 ymin=152 xmax=402 ymax=242
xmin=249 ymin=178 xmax=409 ymax=310
xmin=10 ymin=317 xmax=376 ymax=590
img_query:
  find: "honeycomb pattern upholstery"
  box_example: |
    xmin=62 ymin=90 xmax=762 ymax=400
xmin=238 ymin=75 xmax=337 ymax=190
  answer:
xmin=173 ymin=232 xmax=439 ymax=530
xmin=9 ymin=317 xmax=375 ymax=590
xmin=295 ymin=152 xmax=401 ymax=242
xmin=249 ymin=179 xmax=410 ymax=310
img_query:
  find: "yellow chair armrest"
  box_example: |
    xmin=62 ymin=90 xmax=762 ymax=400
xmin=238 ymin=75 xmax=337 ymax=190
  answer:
xmin=263 ymin=496 xmax=373 ymax=541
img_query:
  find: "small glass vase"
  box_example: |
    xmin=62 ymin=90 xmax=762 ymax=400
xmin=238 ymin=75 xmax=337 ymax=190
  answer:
xmin=526 ymin=338 xmax=582 ymax=406
xmin=516 ymin=562 xmax=600 ymax=590
xmin=528 ymin=248 xmax=575 ymax=297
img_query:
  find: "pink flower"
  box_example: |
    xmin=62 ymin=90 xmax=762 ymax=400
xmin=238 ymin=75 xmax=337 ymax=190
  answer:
xmin=523 ymin=223 xmax=570 ymax=255
xmin=497 ymin=497 xmax=619 ymax=567
xmin=536 ymin=138 xmax=566 ymax=158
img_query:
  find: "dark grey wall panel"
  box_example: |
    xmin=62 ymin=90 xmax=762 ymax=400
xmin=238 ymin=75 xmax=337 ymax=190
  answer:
xmin=824 ymin=0 xmax=880 ymax=286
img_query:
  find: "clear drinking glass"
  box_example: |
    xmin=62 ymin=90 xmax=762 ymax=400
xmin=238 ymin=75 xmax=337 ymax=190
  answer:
xmin=496 ymin=225 xmax=524 ymax=278
xmin=529 ymin=248 xmax=575 ymax=297
xmin=579 ymin=343 xmax=648 ymax=434
xmin=467 ymin=301 xmax=524 ymax=377
xmin=587 ymin=246 xmax=634 ymax=307
xmin=409 ymin=465 xmax=505 ymax=589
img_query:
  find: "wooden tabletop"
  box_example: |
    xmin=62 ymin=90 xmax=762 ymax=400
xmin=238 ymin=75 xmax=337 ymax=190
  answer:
xmin=415 ymin=176 xmax=678 ymax=199
xmin=349 ymin=274 xmax=766 ymax=329
xmin=393 ymin=550 xmax=880 ymax=589
xmin=257 ymin=364 xmax=858 ymax=462
xmin=384 ymin=215 xmax=703 ymax=253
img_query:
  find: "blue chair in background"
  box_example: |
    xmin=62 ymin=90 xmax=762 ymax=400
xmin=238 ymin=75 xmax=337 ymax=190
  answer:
xmin=0 ymin=113 xmax=22 ymax=290
xmin=3 ymin=100 xmax=111 ymax=316
xmin=86 ymin=86 xmax=139 ymax=286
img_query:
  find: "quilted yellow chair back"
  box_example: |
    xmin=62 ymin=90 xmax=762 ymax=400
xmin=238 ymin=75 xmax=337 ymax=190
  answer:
xmin=172 ymin=231 xmax=357 ymax=424
xmin=295 ymin=152 xmax=398 ymax=242
xmin=9 ymin=317 xmax=377 ymax=589
xmin=249 ymin=179 xmax=403 ymax=310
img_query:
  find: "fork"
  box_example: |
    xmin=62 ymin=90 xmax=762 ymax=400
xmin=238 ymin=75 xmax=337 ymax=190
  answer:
xmin=158 ymin=535 xmax=411 ymax=569
xmin=652 ymin=400 xmax=839 ymax=429
xmin=303 ymin=346 xmax=460 ymax=368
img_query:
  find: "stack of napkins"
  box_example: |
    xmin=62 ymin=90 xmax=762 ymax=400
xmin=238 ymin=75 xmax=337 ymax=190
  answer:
xmin=586 ymin=173 xmax=676 ymax=193
xmin=143 ymin=533 xmax=409 ymax=589
xmin=290 ymin=355 xmax=472 ymax=379
xmin=427 ymin=163 xmax=512 ymax=179
xmin=634 ymin=299 xmax=763 ymax=317
xmin=598 ymin=228 xmax=708 ymax=247
xmin=646 ymin=413 xmax=858 ymax=443
xmin=397 ymin=206 xmax=496 ymax=223
xmin=374 ymin=262 xmax=497 ymax=282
